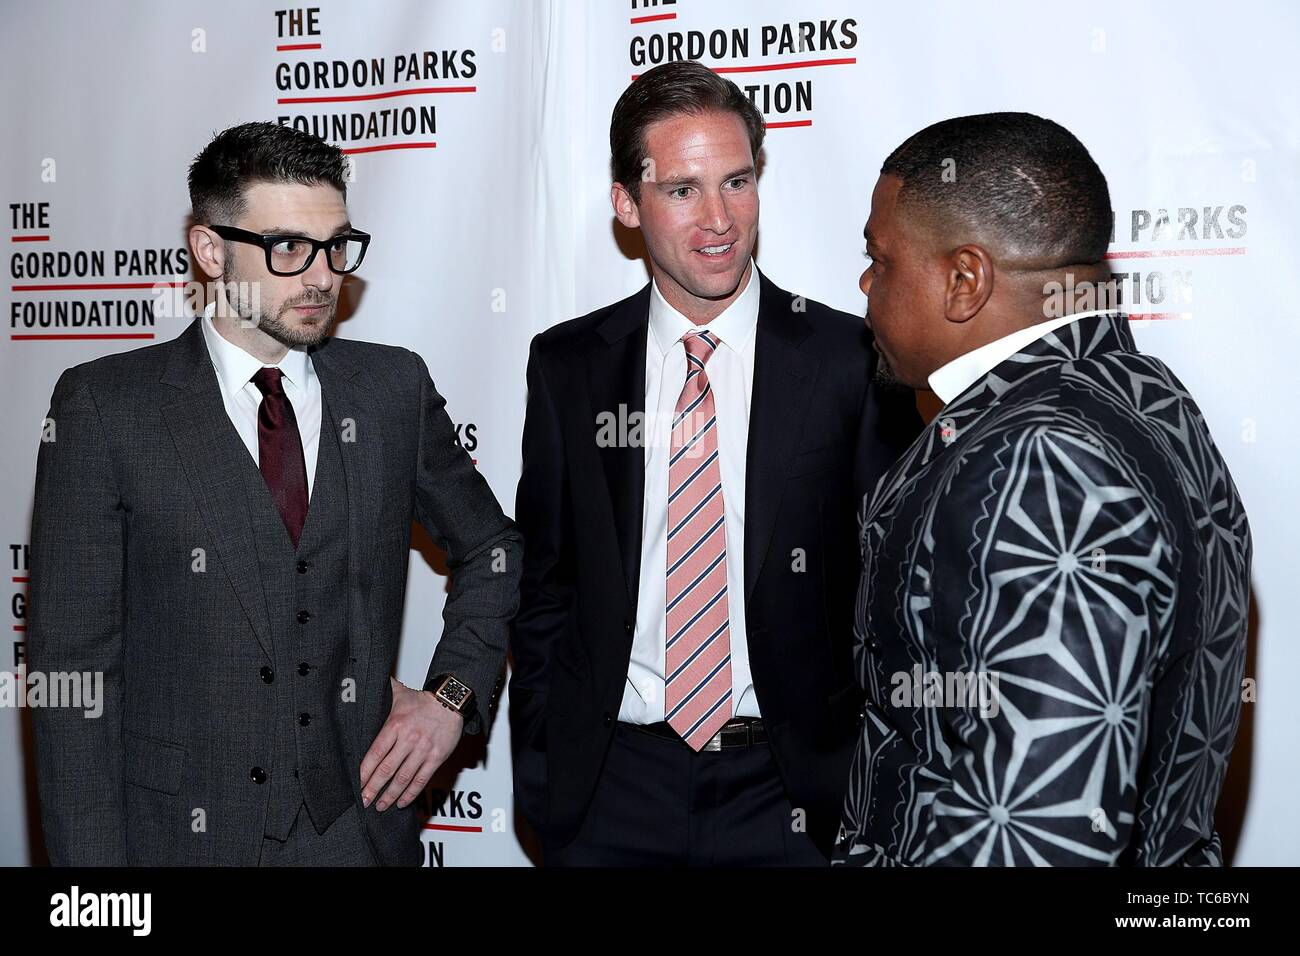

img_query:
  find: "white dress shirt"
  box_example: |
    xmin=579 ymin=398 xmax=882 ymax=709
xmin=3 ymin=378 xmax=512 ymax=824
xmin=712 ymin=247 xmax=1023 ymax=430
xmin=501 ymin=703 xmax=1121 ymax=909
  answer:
xmin=927 ymin=309 xmax=1116 ymax=406
xmin=199 ymin=305 xmax=322 ymax=498
xmin=620 ymin=264 xmax=761 ymax=723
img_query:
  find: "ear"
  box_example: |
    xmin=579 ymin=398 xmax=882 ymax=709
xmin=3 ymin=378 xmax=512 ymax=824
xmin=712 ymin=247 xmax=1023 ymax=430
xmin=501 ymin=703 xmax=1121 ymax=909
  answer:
xmin=189 ymin=224 xmax=225 ymax=281
xmin=942 ymin=244 xmax=994 ymax=324
xmin=611 ymin=182 xmax=641 ymax=229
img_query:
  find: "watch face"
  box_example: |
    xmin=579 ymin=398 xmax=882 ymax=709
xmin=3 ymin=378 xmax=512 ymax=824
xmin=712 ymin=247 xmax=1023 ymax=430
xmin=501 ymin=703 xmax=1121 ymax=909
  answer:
xmin=438 ymin=678 xmax=471 ymax=709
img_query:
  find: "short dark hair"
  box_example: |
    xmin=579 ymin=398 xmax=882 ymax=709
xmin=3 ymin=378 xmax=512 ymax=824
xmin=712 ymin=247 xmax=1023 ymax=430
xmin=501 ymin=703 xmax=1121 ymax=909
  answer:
xmin=188 ymin=121 xmax=349 ymax=226
xmin=881 ymin=112 xmax=1112 ymax=267
xmin=610 ymin=60 xmax=765 ymax=202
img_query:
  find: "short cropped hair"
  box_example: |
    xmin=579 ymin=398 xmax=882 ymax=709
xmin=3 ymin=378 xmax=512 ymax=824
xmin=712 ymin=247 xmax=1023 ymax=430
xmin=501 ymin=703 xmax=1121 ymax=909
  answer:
xmin=188 ymin=121 xmax=349 ymax=226
xmin=881 ymin=112 xmax=1112 ymax=267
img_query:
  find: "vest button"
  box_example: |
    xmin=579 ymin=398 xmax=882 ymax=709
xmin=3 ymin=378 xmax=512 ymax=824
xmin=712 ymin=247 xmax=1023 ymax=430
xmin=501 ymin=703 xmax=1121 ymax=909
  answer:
xmin=623 ymin=620 xmax=634 ymax=635
xmin=297 ymin=662 xmax=311 ymax=676
xmin=259 ymin=666 xmax=275 ymax=684
xmin=250 ymin=767 xmax=267 ymax=784
xmin=298 ymin=712 xmax=312 ymax=726
xmin=297 ymin=560 xmax=310 ymax=574
xmin=602 ymin=712 xmax=613 ymax=727
xmin=297 ymin=610 xmax=311 ymax=624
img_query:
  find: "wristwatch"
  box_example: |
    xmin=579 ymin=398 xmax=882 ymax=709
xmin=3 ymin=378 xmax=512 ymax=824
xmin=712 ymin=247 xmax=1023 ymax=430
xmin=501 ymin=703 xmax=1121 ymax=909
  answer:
xmin=424 ymin=673 xmax=478 ymax=725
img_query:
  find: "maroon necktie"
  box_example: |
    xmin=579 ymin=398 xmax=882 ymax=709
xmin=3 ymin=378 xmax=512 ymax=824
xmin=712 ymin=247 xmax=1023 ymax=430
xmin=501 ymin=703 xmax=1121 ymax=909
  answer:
xmin=251 ymin=367 xmax=308 ymax=549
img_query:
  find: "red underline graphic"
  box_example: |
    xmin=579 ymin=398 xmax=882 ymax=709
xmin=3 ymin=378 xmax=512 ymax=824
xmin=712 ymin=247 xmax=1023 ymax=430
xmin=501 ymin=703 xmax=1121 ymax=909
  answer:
xmin=12 ymin=235 xmax=50 ymax=242
xmin=423 ymin=823 xmax=483 ymax=833
xmin=1104 ymin=247 xmax=1246 ymax=259
xmin=11 ymin=280 xmax=186 ymax=292
xmin=342 ymin=142 xmax=437 ymax=155
xmin=767 ymin=120 xmax=812 ymax=129
xmin=277 ymin=86 xmax=476 ymax=105
xmin=716 ymin=56 xmax=856 ymax=74
xmin=632 ymin=57 xmax=856 ymax=81
xmin=12 ymin=577 xmax=28 ymax=584
xmin=631 ymin=12 xmax=677 ymax=24
xmin=11 ymin=333 xmax=157 ymax=341
xmin=12 ymin=625 xmax=26 ymax=631
xmin=1129 ymin=313 xmax=1190 ymax=321
xmin=277 ymin=43 xmax=322 ymax=52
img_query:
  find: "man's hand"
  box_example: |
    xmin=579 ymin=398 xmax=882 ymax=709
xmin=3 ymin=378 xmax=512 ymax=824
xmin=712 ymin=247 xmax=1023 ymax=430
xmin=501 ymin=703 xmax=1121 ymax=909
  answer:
xmin=360 ymin=677 xmax=464 ymax=811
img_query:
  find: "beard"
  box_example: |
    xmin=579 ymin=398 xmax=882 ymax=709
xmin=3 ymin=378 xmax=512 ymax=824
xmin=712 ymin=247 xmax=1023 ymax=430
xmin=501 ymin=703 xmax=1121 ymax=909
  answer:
xmin=221 ymin=267 xmax=336 ymax=349
xmin=871 ymin=349 xmax=897 ymax=387
xmin=868 ymin=317 xmax=907 ymax=390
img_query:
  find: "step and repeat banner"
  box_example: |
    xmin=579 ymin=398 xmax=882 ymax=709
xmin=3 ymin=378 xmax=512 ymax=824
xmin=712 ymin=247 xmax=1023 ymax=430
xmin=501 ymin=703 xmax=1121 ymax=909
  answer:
xmin=1 ymin=0 xmax=1296 ymax=866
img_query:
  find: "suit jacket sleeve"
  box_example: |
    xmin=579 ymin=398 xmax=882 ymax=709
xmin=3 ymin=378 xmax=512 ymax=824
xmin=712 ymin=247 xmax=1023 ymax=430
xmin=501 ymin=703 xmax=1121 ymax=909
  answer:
xmin=28 ymin=368 xmax=128 ymax=865
xmin=853 ymin=343 xmax=924 ymax=507
xmin=509 ymin=336 xmax=574 ymax=755
xmin=408 ymin=349 xmax=522 ymax=737
xmin=924 ymin=424 xmax=1174 ymax=865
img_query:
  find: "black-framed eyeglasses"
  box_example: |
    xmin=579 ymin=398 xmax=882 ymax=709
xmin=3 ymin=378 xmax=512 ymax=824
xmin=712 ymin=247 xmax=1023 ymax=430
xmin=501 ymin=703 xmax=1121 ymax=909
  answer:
xmin=210 ymin=225 xmax=371 ymax=277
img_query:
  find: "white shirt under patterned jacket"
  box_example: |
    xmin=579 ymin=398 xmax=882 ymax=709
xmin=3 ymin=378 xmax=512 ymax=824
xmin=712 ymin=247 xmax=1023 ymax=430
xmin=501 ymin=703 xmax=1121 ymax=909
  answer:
xmin=833 ymin=310 xmax=1251 ymax=866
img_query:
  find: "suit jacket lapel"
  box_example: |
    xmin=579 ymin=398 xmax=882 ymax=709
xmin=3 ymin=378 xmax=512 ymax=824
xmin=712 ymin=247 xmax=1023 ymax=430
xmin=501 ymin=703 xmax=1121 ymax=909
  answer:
xmin=309 ymin=335 xmax=384 ymax=700
xmin=744 ymin=273 xmax=819 ymax=604
xmin=160 ymin=318 xmax=276 ymax=660
xmin=585 ymin=273 xmax=831 ymax=612
xmin=589 ymin=286 xmax=650 ymax=611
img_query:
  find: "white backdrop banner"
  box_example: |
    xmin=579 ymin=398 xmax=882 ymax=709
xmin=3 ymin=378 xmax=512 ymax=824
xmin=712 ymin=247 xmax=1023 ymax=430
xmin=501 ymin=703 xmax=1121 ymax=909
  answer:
xmin=2 ymin=0 xmax=1295 ymax=866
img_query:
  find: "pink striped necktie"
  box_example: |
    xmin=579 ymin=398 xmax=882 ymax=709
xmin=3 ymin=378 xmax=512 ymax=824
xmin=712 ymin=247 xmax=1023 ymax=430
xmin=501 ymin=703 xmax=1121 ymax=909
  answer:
xmin=664 ymin=329 xmax=733 ymax=750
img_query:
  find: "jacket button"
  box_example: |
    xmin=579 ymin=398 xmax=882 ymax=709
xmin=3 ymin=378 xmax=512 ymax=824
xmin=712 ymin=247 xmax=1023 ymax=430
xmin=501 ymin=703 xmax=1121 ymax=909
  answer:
xmin=259 ymin=666 xmax=275 ymax=684
xmin=297 ymin=560 xmax=310 ymax=574
xmin=623 ymin=620 xmax=634 ymax=635
xmin=298 ymin=712 xmax=312 ymax=727
xmin=297 ymin=661 xmax=311 ymax=676
xmin=297 ymin=610 xmax=311 ymax=624
xmin=250 ymin=767 xmax=267 ymax=784
xmin=602 ymin=712 xmax=613 ymax=727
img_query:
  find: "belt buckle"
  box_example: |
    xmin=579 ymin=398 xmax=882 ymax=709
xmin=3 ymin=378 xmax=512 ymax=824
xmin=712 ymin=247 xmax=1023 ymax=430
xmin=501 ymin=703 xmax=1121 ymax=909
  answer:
xmin=703 ymin=718 xmax=754 ymax=751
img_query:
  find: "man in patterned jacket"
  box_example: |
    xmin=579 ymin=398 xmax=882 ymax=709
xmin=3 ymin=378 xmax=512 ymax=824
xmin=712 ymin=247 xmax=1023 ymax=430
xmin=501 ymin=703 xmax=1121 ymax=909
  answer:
xmin=834 ymin=112 xmax=1252 ymax=866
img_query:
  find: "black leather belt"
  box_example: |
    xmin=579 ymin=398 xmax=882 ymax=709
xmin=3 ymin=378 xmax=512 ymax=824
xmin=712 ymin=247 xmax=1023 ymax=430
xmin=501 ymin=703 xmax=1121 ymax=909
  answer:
xmin=623 ymin=717 xmax=767 ymax=751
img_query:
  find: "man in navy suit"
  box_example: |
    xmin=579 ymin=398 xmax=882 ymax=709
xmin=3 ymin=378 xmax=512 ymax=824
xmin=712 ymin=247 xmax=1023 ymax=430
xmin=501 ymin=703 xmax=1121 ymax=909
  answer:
xmin=509 ymin=60 xmax=921 ymax=865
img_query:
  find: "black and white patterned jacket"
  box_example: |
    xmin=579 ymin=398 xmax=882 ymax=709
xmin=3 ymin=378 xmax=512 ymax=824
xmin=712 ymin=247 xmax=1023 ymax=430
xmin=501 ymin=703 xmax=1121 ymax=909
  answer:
xmin=834 ymin=312 xmax=1251 ymax=866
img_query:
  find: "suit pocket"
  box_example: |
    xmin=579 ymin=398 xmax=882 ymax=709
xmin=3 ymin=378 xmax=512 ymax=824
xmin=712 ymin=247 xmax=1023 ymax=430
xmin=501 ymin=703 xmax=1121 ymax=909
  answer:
xmin=123 ymin=730 xmax=186 ymax=795
xmin=787 ymin=442 xmax=847 ymax=479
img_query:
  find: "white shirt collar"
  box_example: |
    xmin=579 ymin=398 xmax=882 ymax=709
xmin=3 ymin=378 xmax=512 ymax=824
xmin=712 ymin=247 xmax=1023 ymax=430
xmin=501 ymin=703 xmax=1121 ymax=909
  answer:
xmin=200 ymin=301 xmax=312 ymax=395
xmin=648 ymin=260 xmax=760 ymax=356
xmin=927 ymin=309 xmax=1117 ymax=405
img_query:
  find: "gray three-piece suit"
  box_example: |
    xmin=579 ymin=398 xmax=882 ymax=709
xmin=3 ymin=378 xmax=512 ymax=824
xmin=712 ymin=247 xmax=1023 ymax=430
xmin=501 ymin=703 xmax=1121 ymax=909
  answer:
xmin=29 ymin=317 xmax=521 ymax=865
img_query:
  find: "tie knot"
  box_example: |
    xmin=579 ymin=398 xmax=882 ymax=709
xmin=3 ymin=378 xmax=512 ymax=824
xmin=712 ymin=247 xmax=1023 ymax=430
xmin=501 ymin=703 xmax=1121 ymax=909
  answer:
xmin=251 ymin=366 xmax=286 ymax=397
xmin=682 ymin=329 xmax=721 ymax=365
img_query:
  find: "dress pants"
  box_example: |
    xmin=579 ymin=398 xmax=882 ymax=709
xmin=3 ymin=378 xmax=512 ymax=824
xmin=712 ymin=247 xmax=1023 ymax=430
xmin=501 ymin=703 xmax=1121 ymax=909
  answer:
xmin=543 ymin=721 xmax=827 ymax=867
xmin=258 ymin=800 xmax=376 ymax=866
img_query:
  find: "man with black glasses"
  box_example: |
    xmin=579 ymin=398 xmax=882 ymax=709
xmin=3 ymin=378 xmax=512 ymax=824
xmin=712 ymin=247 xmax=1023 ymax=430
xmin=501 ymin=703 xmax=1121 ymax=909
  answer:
xmin=28 ymin=121 xmax=520 ymax=866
